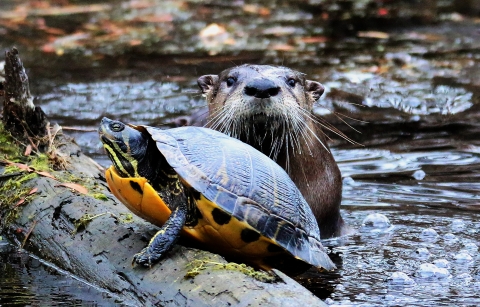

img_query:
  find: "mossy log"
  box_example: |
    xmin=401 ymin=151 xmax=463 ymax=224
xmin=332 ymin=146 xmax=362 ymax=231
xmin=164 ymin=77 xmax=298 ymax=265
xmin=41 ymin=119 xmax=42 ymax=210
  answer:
xmin=0 ymin=48 xmax=327 ymax=306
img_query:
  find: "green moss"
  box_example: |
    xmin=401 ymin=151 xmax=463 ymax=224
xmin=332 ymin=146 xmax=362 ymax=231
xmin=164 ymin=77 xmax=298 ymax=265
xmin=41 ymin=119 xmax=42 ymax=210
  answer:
xmin=4 ymin=165 xmax=23 ymax=174
xmin=72 ymin=213 xmax=106 ymax=235
xmin=0 ymin=122 xmax=23 ymax=158
xmin=0 ymin=172 xmax=38 ymax=227
xmin=0 ymin=123 xmax=50 ymax=227
xmin=30 ymin=154 xmax=50 ymax=172
xmin=118 ymin=212 xmax=133 ymax=223
xmin=185 ymin=259 xmax=276 ymax=283
xmin=0 ymin=122 xmax=110 ymax=230
xmin=92 ymin=193 xmax=108 ymax=201
xmin=55 ymin=171 xmax=83 ymax=183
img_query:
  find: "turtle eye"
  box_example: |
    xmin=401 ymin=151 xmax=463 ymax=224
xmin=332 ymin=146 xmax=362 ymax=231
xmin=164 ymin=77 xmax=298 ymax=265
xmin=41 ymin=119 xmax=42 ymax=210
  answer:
xmin=226 ymin=77 xmax=235 ymax=87
xmin=287 ymin=78 xmax=296 ymax=87
xmin=110 ymin=122 xmax=124 ymax=132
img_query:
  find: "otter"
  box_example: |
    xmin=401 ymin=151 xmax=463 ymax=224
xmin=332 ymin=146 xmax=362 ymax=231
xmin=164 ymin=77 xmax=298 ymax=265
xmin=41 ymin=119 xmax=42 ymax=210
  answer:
xmin=196 ymin=64 xmax=351 ymax=239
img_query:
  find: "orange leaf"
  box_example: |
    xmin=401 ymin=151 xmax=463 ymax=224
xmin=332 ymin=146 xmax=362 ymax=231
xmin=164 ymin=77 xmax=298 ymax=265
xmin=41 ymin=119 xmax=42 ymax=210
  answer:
xmin=378 ymin=8 xmax=389 ymax=16
xmin=357 ymin=31 xmax=389 ymax=39
xmin=28 ymin=187 xmax=38 ymax=195
xmin=56 ymin=183 xmax=88 ymax=194
xmin=300 ymin=36 xmax=328 ymax=44
xmin=15 ymin=197 xmax=26 ymax=207
xmin=35 ymin=170 xmax=57 ymax=180
xmin=41 ymin=44 xmax=56 ymax=53
xmin=134 ymin=14 xmax=173 ymax=23
xmin=15 ymin=163 xmax=31 ymax=171
xmin=24 ymin=144 xmax=32 ymax=156
xmin=270 ymin=44 xmax=295 ymax=51
xmin=129 ymin=39 xmax=142 ymax=46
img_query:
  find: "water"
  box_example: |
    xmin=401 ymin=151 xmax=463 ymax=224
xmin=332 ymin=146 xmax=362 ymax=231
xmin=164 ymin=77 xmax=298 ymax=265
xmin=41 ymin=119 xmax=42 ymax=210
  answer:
xmin=0 ymin=240 xmax=120 ymax=306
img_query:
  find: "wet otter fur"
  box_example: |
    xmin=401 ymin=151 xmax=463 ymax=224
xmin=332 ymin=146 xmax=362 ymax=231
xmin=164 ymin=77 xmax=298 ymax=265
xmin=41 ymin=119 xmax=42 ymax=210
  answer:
xmin=197 ymin=64 xmax=352 ymax=238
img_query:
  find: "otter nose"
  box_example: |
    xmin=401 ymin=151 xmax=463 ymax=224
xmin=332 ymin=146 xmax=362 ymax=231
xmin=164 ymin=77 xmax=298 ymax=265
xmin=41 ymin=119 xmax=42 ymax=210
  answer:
xmin=244 ymin=79 xmax=280 ymax=99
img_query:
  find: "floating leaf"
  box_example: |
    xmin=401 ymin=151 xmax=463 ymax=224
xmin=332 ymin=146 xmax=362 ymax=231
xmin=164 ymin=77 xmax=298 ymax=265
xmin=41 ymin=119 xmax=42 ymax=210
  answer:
xmin=199 ymin=23 xmax=226 ymax=38
xmin=300 ymin=36 xmax=328 ymax=43
xmin=270 ymin=44 xmax=295 ymax=51
xmin=357 ymin=31 xmax=389 ymax=39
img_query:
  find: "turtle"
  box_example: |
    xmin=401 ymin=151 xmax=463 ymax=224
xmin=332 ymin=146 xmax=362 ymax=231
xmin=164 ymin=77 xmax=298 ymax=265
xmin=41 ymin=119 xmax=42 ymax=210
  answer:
xmin=99 ymin=117 xmax=336 ymax=273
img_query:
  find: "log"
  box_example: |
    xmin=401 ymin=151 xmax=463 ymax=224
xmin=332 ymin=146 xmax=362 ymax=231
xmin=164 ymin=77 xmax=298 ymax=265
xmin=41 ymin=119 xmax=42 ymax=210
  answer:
xmin=0 ymin=48 xmax=327 ymax=306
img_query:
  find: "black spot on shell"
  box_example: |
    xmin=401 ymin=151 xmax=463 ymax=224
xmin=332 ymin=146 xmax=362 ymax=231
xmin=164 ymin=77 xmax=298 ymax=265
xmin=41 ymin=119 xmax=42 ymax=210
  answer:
xmin=129 ymin=180 xmax=143 ymax=195
xmin=192 ymin=190 xmax=202 ymax=200
xmin=211 ymin=208 xmax=231 ymax=225
xmin=267 ymin=243 xmax=283 ymax=253
xmin=241 ymin=228 xmax=260 ymax=243
xmin=196 ymin=207 xmax=203 ymax=219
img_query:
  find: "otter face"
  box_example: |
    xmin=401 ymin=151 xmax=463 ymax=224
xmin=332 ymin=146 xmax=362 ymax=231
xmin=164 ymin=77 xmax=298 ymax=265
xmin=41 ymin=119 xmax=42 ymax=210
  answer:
xmin=198 ymin=64 xmax=327 ymax=162
xmin=197 ymin=64 xmax=324 ymax=121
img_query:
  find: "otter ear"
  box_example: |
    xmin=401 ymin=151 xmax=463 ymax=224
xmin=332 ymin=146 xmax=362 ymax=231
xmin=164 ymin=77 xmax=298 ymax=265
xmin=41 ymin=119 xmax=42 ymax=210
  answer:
xmin=305 ymin=80 xmax=325 ymax=101
xmin=197 ymin=75 xmax=219 ymax=94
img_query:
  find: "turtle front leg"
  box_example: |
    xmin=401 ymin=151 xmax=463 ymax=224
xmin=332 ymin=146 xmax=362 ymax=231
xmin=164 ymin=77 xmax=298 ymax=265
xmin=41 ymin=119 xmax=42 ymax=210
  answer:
xmin=133 ymin=201 xmax=187 ymax=267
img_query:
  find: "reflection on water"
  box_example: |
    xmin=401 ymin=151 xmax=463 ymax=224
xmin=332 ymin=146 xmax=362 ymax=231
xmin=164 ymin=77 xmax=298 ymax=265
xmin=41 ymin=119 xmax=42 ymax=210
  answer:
xmin=0 ymin=241 xmax=119 ymax=306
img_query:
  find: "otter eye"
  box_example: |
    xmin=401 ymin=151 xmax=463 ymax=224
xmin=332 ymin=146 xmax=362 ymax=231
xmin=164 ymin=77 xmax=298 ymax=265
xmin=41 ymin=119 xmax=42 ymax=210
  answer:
xmin=226 ymin=77 xmax=235 ymax=87
xmin=110 ymin=122 xmax=124 ymax=132
xmin=287 ymin=78 xmax=296 ymax=87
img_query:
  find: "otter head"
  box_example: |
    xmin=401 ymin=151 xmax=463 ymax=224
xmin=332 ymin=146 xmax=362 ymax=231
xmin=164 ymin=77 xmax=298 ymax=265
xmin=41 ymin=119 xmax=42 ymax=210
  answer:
xmin=198 ymin=64 xmax=324 ymax=120
xmin=197 ymin=64 xmax=326 ymax=162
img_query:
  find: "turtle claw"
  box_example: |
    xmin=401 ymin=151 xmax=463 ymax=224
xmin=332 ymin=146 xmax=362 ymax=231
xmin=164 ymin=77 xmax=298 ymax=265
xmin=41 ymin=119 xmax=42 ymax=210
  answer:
xmin=132 ymin=248 xmax=162 ymax=268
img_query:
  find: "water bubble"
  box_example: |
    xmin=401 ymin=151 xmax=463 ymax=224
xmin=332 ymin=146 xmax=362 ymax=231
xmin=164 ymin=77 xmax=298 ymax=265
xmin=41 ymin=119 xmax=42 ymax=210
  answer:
xmin=384 ymin=294 xmax=396 ymax=301
xmin=473 ymin=269 xmax=480 ymax=281
xmin=386 ymin=272 xmax=416 ymax=285
xmin=412 ymin=170 xmax=426 ymax=180
xmin=343 ymin=177 xmax=358 ymax=186
xmin=463 ymin=242 xmax=478 ymax=254
xmin=361 ymin=213 xmax=391 ymax=229
xmin=454 ymin=251 xmax=473 ymax=263
xmin=443 ymin=233 xmax=458 ymax=244
xmin=335 ymin=284 xmax=346 ymax=291
xmin=451 ymin=219 xmax=466 ymax=231
xmin=325 ymin=298 xmax=334 ymax=305
xmin=420 ymin=228 xmax=438 ymax=241
xmin=433 ymin=259 xmax=450 ymax=269
xmin=416 ymin=263 xmax=450 ymax=279
xmin=414 ymin=247 xmax=431 ymax=260
xmin=455 ymin=273 xmax=473 ymax=282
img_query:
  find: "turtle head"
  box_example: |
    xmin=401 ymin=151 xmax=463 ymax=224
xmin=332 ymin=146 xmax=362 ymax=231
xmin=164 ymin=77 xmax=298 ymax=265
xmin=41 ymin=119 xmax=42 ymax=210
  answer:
xmin=99 ymin=117 xmax=157 ymax=180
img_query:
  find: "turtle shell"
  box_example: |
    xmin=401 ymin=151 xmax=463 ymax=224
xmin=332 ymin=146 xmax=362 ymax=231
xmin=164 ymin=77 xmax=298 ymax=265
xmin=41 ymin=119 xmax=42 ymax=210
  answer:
xmin=137 ymin=125 xmax=336 ymax=271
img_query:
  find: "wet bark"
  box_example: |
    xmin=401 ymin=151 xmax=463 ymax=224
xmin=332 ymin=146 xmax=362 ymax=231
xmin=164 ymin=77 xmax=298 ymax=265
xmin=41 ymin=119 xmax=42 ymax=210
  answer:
xmin=2 ymin=48 xmax=48 ymax=141
xmin=0 ymin=49 xmax=327 ymax=306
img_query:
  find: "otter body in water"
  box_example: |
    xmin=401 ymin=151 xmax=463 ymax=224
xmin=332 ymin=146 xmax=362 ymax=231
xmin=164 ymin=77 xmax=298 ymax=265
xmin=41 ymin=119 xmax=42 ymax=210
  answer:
xmin=197 ymin=64 xmax=350 ymax=238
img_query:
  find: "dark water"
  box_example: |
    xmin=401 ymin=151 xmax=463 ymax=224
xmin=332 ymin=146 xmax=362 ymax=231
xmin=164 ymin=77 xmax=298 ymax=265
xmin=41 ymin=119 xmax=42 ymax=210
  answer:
xmin=0 ymin=240 xmax=120 ymax=306
xmin=2 ymin=0 xmax=480 ymax=306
